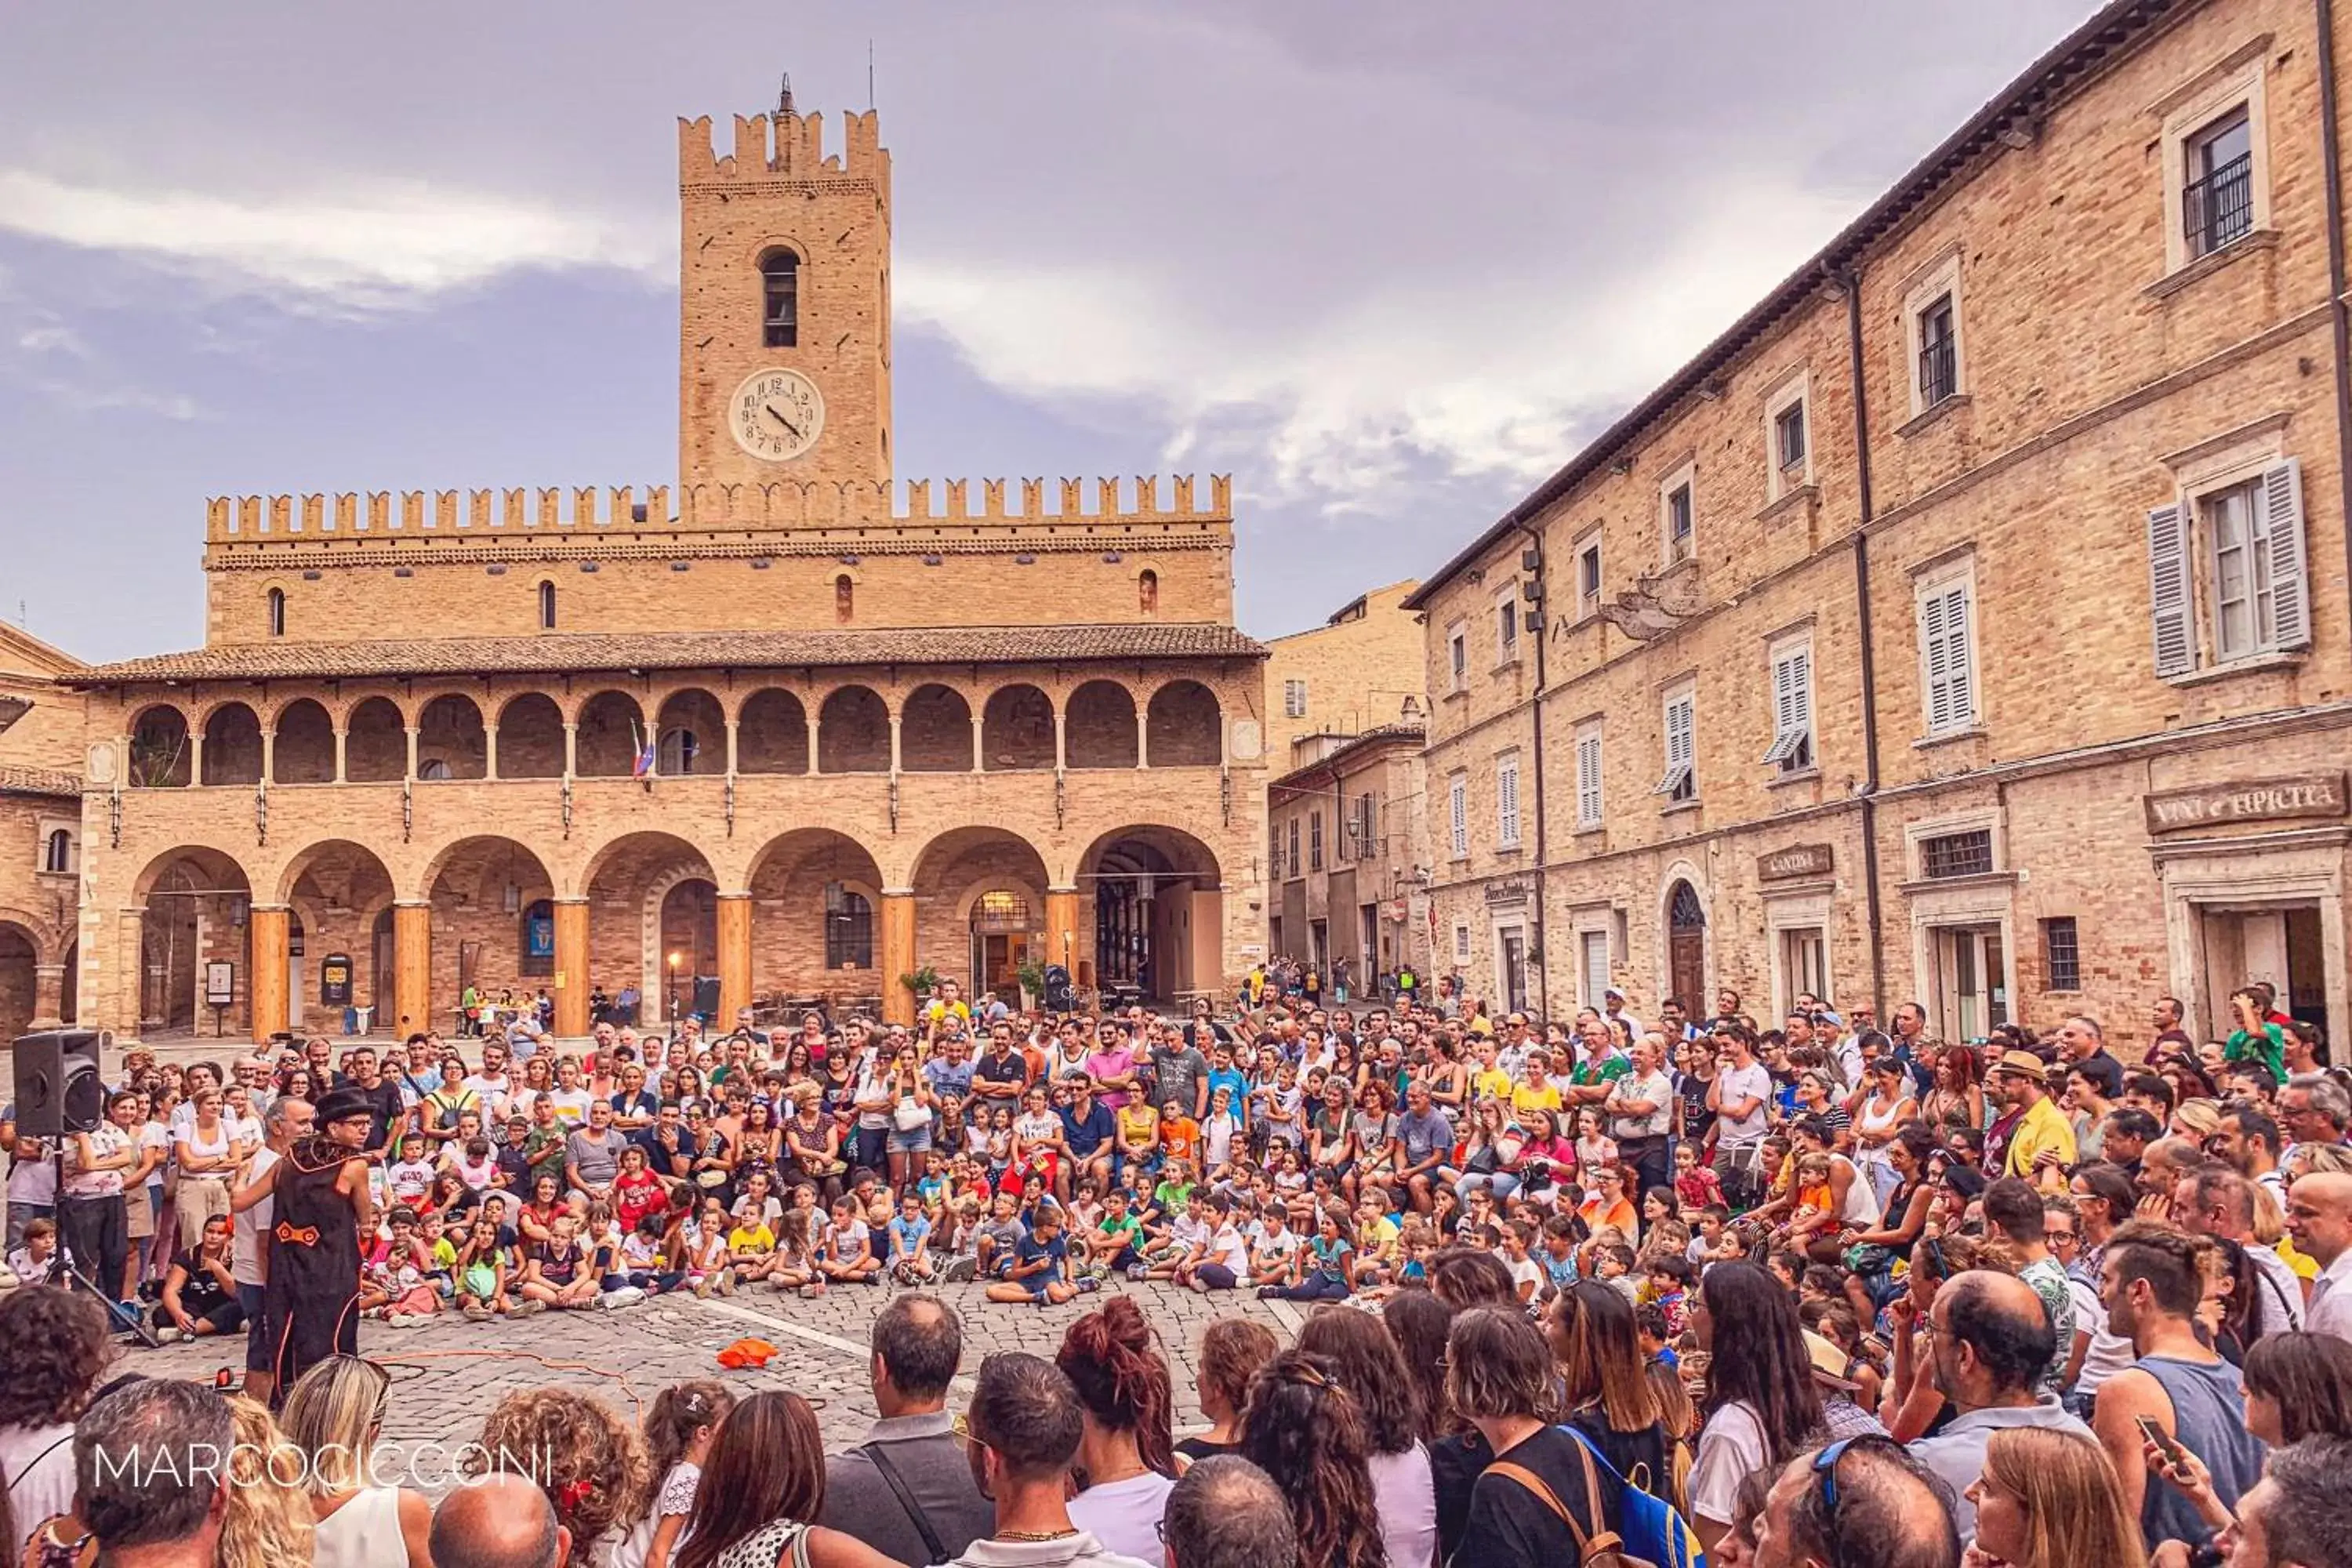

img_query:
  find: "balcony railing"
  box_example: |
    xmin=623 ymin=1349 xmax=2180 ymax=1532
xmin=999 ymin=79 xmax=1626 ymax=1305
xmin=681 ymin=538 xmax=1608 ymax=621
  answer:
xmin=1918 ymin=334 xmax=1958 ymax=409
xmin=2183 ymin=151 xmax=2253 ymax=259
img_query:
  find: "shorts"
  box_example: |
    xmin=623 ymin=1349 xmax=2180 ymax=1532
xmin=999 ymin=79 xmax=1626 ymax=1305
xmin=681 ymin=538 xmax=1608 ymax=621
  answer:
xmin=886 ymin=1127 xmax=933 ymax=1155
xmin=124 ymin=1185 xmax=155 ymax=1241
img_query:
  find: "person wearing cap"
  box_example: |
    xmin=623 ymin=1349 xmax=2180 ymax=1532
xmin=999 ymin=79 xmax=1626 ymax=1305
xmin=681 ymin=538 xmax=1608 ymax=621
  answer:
xmin=1992 ymin=1051 xmax=2074 ymax=1192
xmin=1803 ymin=1327 xmax=1888 ymax=1441
xmin=1602 ymin=985 xmax=1645 ymax=1040
xmin=1904 ymin=1269 xmax=2092 ymax=1544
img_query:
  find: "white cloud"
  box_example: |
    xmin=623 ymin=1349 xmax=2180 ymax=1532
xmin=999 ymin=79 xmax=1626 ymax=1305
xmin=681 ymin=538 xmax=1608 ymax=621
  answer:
xmin=898 ymin=176 xmax=1861 ymax=508
xmin=0 ymin=170 xmax=671 ymax=310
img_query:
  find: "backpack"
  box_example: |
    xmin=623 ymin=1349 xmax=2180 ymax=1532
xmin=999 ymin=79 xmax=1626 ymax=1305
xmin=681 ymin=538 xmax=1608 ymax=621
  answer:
xmin=1553 ymin=1424 xmax=1707 ymax=1568
xmin=1485 ymin=1432 xmax=1661 ymax=1568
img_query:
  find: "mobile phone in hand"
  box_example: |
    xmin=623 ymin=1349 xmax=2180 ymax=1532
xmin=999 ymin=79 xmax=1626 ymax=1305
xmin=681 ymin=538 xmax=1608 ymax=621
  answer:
xmin=2135 ymin=1414 xmax=2188 ymax=1468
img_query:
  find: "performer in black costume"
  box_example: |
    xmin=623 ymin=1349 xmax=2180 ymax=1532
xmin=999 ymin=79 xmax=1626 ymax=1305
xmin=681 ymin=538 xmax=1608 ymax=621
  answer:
xmin=263 ymin=1087 xmax=375 ymax=1400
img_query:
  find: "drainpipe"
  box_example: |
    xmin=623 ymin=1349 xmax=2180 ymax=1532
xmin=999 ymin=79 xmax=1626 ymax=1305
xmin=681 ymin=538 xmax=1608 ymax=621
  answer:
xmin=1518 ymin=522 xmax=1552 ymax=1022
xmin=2318 ymin=0 xmax=2352 ymax=641
xmin=1839 ymin=265 xmax=1889 ymax=1018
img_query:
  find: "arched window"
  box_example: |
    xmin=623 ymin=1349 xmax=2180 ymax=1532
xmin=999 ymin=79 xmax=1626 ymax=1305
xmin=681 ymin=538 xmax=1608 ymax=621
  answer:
xmin=417 ymin=759 xmax=453 ymax=782
xmin=42 ymin=828 xmax=76 ymax=875
xmin=761 ymin=249 xmax=799 ymax=348
xmin=834 ymin=574 xmax=854 ymax=623
xmin=825 ymin=884 xmax=873 ymax=970
xmin=267 ymin=587 xmax=286 ymax=637
xmin=1138 ymin=570 xmax=1159 ymax=614
xmin=658 ymin=727 xmax=700 ymax=775
xmin=539 ymin=581 xmax=557 ymax=630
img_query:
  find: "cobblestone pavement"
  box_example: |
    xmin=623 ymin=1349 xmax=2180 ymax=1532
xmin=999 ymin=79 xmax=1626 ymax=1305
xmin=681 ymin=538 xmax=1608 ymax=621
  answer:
xmin=111 ymin=1280 xmax=1310 ymax=1485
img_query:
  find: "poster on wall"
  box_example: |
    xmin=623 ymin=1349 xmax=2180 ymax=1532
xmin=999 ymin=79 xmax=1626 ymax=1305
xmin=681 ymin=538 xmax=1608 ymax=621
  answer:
xmin=525 ymin=909 xmax=555 ymax=961
xmin=205 ymin=962 xmax=235 ymax=1006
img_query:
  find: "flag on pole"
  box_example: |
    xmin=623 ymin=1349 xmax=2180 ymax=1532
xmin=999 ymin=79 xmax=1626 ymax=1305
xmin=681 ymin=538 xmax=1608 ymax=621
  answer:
xmin=631 ymin=720 xmax=657 ymax=779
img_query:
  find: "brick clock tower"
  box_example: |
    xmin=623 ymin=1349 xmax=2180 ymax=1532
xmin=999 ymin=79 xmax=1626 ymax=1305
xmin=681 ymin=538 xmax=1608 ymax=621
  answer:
xmin=677 ymin=80 xmax=894 ymax=495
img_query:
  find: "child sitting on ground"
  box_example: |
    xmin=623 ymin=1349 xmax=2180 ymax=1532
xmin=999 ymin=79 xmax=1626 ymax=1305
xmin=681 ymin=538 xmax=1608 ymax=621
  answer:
xmin=887 ymin=1191 xmax=935 ymax=1286
xmin=815 ymin=1195 xmax=883 ymax=1288
xmin=985 ymin=1203 xmax=1079 ymax=1307
xmin=768 ymin=1210 xmax=818 ymax=1295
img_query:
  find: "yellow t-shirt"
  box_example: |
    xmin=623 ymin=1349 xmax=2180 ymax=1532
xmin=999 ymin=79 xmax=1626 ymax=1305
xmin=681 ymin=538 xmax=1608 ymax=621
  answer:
xmin=1358 ymin=1214 xmax=1399 ymax=1253
xmin=1472 ymin=1068 xmax=1516 ymax=1104
xmin=2005 ymin=1095 xmax=2078 ymax=1181
xmin=1512 ymin=1082 xmax=1563 ymax=1120
xmin=728 ymin=1223 xmax=775 ymax=1257
xmin=924 ymin=998 xmax=971 ymax=1025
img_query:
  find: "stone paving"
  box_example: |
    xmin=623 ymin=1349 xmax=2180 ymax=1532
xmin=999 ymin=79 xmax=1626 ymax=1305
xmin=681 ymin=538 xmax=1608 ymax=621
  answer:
xmin=109 ymin=1279 xmax=1308 ymax=1484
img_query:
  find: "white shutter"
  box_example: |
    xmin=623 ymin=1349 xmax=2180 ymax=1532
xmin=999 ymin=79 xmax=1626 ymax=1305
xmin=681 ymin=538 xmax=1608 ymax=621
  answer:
xmin=2146 ymin=501 xmax=2194 ymax=677
xmin=2265 ymin=459 xmax=2311 ymax=651
xmin=1577 ymin=733 xmax=1602 ymax=826
xmin=1497 ymin=756 xmax=1520 ymax=846
xmin=1448 ymin=775 xmax=1468 ymax=857
xmin=1656 ymin=695 xmax=1694 ymax=795
xmin=1922 ymin=591 xmax=1952 ymax=731
xmin=1941 ymin=586 xmax=1974 ymax=726
xmin=1762 ymin=652 xmax=1802 ymax=764
xmin=1582 ymin=931 xmax=1609 ymax=1009
xmin=1791 ymin=650 xmax=1812 ymax=736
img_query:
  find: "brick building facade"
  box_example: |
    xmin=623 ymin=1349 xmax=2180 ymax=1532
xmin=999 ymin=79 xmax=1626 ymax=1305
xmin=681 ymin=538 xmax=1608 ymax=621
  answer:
xmin=0 ymin=626 xmax=86 ymax=1040
xmin=1410 ymin=0 xmax=2352 ymax=1052
xmin=23 ymin=93 xmax=1269 ymax=1045
xmin=1266 ymin=724 xmax=1430 ymax=988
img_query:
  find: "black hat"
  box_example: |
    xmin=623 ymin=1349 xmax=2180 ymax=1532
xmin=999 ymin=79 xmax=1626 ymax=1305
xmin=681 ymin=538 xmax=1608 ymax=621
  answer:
xmin=313 ymin=1087 xmax=376 ymax=1127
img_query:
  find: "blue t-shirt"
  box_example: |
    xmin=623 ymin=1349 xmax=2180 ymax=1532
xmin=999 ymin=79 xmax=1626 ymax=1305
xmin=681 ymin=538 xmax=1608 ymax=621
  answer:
xmin=1060 ymin=1101 xmax=1116 ymax=1158
xmin=926 ymin=1058 xmax=975 ymax=1100
xmin=1015 ymin=1229 xmax=1067 ymax=1285
xmin=888 ymin=1214 xmax=931 ymax=1259
xmin=1206 ymin=1066 xmax=1247 ymax=1108
xmin=1311 ymin=1235 xmax=1353 ymax=1285
xmin=1543 ymin=1252 xmax=1580 ymax=1294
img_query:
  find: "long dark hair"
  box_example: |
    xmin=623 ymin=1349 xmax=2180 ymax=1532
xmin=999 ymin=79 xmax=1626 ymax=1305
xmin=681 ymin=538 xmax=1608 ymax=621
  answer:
xmin=1553 ymin=1281 xmax=1661 ymax=1435
xmin=1056 ymin=1295 xmax=1176 ymax=1479
xmin=1699 ymin=1261 xmax=1823 ymax=1463
xmin=2244 ymin=1332 xmax=2352 ymax=1442
xmin=1381 ymin=1287 xmax=1455 ymax=1442
xmin=630 ymin=1381 xmax=734 ymax=1526
xmin=1240 ymin=1350 xmax=1388 ymax=1568
xmin=1298 ymin=1305 xmax=1422 ymax=1456
xmin=676 ymin=1392 xmax=827 ymax=1568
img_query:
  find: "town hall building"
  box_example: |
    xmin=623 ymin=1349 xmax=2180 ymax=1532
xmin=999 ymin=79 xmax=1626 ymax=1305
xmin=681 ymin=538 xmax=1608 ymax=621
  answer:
xmin=3 ymin=89 xmax=1269 ymax=1044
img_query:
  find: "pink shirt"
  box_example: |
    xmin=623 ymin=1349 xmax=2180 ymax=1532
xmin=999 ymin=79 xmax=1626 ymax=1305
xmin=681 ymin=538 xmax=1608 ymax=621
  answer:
xmin=1086 ymin=1048 xmax=1137 ymax=1111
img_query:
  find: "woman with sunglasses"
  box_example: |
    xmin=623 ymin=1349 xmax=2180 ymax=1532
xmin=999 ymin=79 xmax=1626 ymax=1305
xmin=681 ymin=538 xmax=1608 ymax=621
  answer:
xmin=280 ymin=1356 xmax=434 ymax=1568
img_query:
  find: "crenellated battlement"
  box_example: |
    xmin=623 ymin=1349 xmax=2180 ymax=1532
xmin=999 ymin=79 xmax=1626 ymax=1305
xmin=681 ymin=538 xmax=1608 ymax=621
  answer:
xmin=678 ymin=108 xmax=887 ymax=187
xmin=204 ymin=475 xmax=1234 ymax=547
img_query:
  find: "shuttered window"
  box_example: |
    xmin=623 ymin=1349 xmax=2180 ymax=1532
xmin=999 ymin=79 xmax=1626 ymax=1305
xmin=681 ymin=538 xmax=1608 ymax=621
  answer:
xmin=1921 ymin=583 xmax=1976 ymax=734
xmin=1575 ymin=727 xmax=1603 ymax=829
xmin=2153 ymin=459 xmax=2311 ymax=676
xmin=1762 ymin=646 xmax=1813 ymax=769
xmin=2147 ymin=499 xmax=2194 ymax=677
xmin=1654 ymin=693 xmax=1695 ymax=801
xmin=1497 ymin=753 xmax=1521 ymax=848
xmin=1448 ymin=773 xmax=1468 ymax=858
xmin=1581 ymin=930 xmax=1610 ymax=1010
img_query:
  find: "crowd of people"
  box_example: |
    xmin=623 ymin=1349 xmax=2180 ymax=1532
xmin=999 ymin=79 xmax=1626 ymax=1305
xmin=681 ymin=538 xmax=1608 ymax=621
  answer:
xmin=2 ymin=971 xmax=2350 ymax=1568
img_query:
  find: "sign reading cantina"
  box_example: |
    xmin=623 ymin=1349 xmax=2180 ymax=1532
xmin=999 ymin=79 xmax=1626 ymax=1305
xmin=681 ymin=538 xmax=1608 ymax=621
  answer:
xmin=2143 ymin=773 xmax=2350 ymax=834
xmin=1758 ymin=843 xmax=1836 ymax=882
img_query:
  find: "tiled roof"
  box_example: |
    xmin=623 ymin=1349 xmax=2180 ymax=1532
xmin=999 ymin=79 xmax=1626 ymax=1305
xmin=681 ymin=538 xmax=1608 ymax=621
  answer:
xmin=72 ymin=623 xmax=1267 ymax=685
xmin=0 ymin=764 xmax=82 ymax=797
xmin=1269 ymin=723 xmax=1426 ymax=789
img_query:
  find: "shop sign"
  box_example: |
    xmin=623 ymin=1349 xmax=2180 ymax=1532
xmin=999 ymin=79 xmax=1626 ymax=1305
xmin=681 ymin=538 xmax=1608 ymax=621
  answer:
xmin=1758 ymin=842 xmax=1835 ymax=882
xmin=2143 ymin=771 xmax=2349 ymax=834
xmin=1484 ymin=880 xmax=1531 ymax=908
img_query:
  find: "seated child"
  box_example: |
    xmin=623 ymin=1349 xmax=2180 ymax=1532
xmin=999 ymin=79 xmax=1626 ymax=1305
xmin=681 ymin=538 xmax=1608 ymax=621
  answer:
xmin=973 ymin=1192 xmax=1028 ymax=1281
xmin=984 ymin=1203 xmax=1078 ymax=1307
xmin=768 ymin=1210 xmax=818 ymax=1294
xmin=520 ymin=1212 xmax=603 ymax=1311
xmin=815 ymin=1195 xmax=883 ymax=1287
xmin=887 ymin=1192 xmax=935 ymax=1286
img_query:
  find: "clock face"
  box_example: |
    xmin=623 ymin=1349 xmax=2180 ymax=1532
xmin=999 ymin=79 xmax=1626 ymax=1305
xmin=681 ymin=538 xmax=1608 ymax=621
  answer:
xmin=728 ymin=368 xmax=826 ymax=462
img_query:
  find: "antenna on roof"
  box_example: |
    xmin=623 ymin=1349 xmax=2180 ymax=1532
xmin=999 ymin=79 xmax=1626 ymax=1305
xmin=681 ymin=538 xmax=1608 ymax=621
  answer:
xmin=776 ymin=71 xmax=794 ymax=118
xmin=868 ymin=39 xmax=876 ymax=110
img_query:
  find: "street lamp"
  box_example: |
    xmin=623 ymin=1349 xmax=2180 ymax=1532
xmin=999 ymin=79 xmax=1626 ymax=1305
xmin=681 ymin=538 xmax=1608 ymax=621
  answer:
xmin=667 ymin=950 xmax=683 ymax=1023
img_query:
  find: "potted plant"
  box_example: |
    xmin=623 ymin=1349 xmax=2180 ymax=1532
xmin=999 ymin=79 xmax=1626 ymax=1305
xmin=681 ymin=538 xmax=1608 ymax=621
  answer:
xmin=900 ymin=965 xmax=940 ymax=1002
xmin=1015 ymin=959 xmax=1047 ymax=1011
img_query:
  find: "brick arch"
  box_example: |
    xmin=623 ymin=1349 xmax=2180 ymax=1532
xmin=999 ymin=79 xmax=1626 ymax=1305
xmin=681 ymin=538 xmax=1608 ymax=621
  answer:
xmin=419 ymin=834 xmax=559 ymax=905
xmin=495 ymin=692 xmax=567 ymax=780
xmin=344 ymin=695 xmax=409 ymax=782
xmin=1144 ymin=679 xmax=1222 ymax=767
xmin=131 ymin=843 xmax=256 ymax=902
xmin=577 ymin=829 xmax=718 ymax=902
xmin=269 ymin=837 xmax=399 ymax=909
xmin=981 ymin=684 xmax=1055 ymax=771
xmin=0 ymin=907 xmax=66 ymax=967
xmin=269 ymin=699 xmax=338 ymax=784
xmin=198 ymin=701 xmax=265 ymax=786
xmin=575 ymin=690 xmax=647 ymax=778
xmin=1064 ymin=680 xmax=1139 ymax=769
xmin=125 ymin=702 xmax=194 ymax=788
xmin=735 ymin=687 xmax=811 ymax=775
xmin=899 ymin=683 xmax=974 ymax=772
xmin=816 ymin=684 xmax=890 ymax=774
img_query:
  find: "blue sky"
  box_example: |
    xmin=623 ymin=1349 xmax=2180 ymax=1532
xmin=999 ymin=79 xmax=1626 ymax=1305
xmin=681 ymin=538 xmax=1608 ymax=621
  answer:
xmin=0 ymin=2 xmax=2094 ymax=662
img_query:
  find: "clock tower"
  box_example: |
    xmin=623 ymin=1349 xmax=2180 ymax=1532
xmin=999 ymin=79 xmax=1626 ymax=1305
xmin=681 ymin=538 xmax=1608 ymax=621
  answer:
xmin=677 ymin=81 xmax=893 ymax=498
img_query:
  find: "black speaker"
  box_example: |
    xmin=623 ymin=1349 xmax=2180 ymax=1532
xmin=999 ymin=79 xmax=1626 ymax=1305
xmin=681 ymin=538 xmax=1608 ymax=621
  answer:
xmin=11 ymin=1029 xmax=107 ymax=1138
xmin=1042 ymin=964 xmax=1074 ymax=1013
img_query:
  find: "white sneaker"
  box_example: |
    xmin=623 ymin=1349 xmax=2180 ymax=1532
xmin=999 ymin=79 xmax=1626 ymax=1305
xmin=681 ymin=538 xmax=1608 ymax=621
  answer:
xmin=692 ymin=1276 xmax=713 ymax=1299
xmin=154 ymin=1326 xmax=184 ymax=1344
xmin=599 ymin=1287 xmax=647 ymax=1311
xmin=716 ymin=1269 xmax=737 ymax=1298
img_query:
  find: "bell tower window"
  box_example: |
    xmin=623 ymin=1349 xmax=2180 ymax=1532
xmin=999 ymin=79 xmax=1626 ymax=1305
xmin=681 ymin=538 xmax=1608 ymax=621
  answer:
xmin=267 ymin=587 xmax=286 ymax=637
xmin=835 ymin=574 xmax=855 ymax=623
xmin=761 ymin=249 xmax=800 ymax=348
xmin=539 ymin=581 xmax=557 ymax=630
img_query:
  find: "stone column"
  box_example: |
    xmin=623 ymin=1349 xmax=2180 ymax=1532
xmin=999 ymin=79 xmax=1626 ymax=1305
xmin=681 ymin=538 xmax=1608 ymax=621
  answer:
xmin=880 ymin=890 xmax=916 ymax=1026
xmin=1053 ymin=708 xmax=1068 ymax=771
xmin=1045 ymin=887 xmax=1080 ymax=974
xmin=260 ymin=728 xmax=276 ymax=784
xmin=31 ymin=963 xmax=67 ymax=1029
xmin=405 ymin=727 xmax=421 ymax=782
xmin=553 ymin=898 xmax=590 ymax=1037
xmin=332 ymin=727 xmax=348 ymax=782
xmin=484 ymin=724 xmax=500 ymax=781
xmin=563 ymin=723 xmax=579 ymax=779
xmin=188 ymin=729 xmax=205 ymax=786
xmin=971 ymin=714 xmax=985 ymax=773
xmin=717 ymin=892 xmax=753 ymax=1031
xmin=392 ymin=901 xmax=431 ymax=1038
xmin=1136 ymin=706 xmax=1150 ymax=769
xmin=806 ymin=715 xmax=822 ymax=775
xmin=249 ymin=904 xmax=290 ymax=1045
xmin=889 ymin=713 xmax=904 ymax=775
xmin=724 ymin=720 xmax=740 ymax=776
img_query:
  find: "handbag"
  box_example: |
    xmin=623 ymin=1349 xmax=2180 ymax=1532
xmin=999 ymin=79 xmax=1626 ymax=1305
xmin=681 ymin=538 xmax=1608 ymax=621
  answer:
xmin=892 ymin=1096 xmax=931 ymax=1133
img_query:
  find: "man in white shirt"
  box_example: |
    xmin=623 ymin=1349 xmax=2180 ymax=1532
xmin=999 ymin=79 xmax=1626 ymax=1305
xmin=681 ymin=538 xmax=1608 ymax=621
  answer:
xmin=1602 ymin=985 xmax=1646 ymax=1040
xmin=2287 ymin=1171 xmax=2352 ymax=1343
xmin=2172 ymin=1163 xmax=2301 ymax=1336
xmin=1707 ymin=1031 xmax=1773 ymax=1210
xmin=230 ymin=1095 xmax=310 ymax=1406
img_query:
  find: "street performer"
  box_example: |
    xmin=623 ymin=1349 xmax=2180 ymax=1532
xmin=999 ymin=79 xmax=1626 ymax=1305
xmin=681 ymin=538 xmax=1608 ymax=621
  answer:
xmin=261 ymin=1085 xmax=374 ymax=1399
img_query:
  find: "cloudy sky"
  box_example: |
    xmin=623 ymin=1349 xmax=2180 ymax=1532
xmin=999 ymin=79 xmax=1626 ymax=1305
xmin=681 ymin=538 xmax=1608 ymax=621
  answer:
xmin=1 ymin=2 xmax=2095 ymax=662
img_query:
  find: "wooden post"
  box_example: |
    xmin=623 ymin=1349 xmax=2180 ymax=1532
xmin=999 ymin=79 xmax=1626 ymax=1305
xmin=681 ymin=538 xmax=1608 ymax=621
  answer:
xmin=881 ymin=890 xmax=916 ymax=1025
xmin=717 ymin=892 xmax=753 ymax=1032
xmin=553 ymin=898 xmax=590 ymax=1036
xmin=249 ymin=905 xmax=290 ymax=1045
xmin=392 ymin=901 xmax=432 ymax=1038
